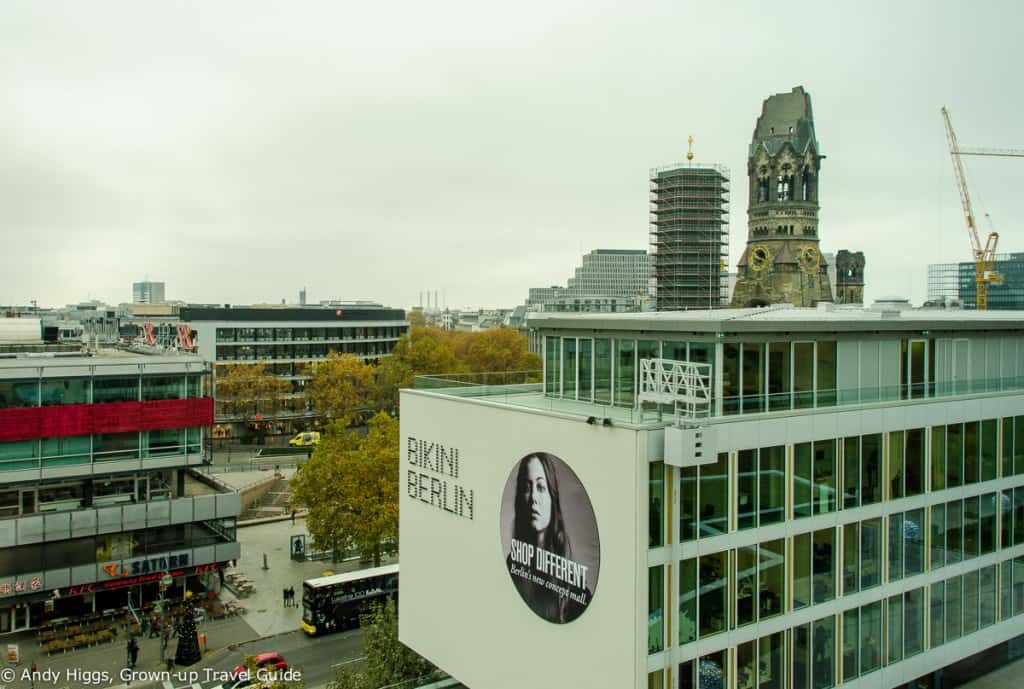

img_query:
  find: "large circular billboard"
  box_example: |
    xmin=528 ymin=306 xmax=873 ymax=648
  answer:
xmin=500 ymin=452 xmax=600 ymax=624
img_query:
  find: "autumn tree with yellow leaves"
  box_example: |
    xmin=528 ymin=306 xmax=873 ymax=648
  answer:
xmin=304 ymin=353 xmax=377 ymax=425
xmin=289 ymin=411 xmax=399 ymax=566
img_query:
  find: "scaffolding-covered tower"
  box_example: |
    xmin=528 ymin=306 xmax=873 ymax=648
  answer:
xmin=649 ymin=163 xmax=730 ymax=311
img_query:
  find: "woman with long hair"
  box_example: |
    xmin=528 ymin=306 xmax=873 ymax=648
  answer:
xmin=507 ymin=453 xmax=588 ymax=623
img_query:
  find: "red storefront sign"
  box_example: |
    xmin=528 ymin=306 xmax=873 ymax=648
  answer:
xmin=62 ymin=563 xmax=222 ymax=597
xmin=0 ymin=397 xmax=213 ymax=442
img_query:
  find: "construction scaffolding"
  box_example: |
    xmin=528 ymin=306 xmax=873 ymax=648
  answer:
xmin=649 ymin=162 xmax=730 ymax=311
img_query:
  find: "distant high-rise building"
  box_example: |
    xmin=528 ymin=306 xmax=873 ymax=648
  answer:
xmin=928 ymin=253 xmax=1024 ymax=309
xmin=525 ymin=249 xmax=651 ymax=313
xmin=649 ymin=163 xmax=729 ymax=310
xmin=132 ymin=281 xmax=166 ymax=304
xmin=732 ymin=86 xmax=832 ymax=307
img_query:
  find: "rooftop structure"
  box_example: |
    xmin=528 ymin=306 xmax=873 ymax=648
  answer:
xmin=399 ymin=305 xmax=1024 ymax=689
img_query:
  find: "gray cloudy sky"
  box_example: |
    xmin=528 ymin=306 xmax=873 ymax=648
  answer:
xmin=2 ymin=0 xmax=1022 ymax=310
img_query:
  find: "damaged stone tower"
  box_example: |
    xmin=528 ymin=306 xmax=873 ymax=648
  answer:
xmin=731 ymin=86 xmax=833 ymax=307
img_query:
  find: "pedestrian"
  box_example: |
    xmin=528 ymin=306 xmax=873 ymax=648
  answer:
xmin=127 ymin=637 xmax=139 ymax=669
xmin=282 ymin=587 xmax=288 ymax=607
xmin=160 ymin=627 xmax=169 ymax=657
xmin=291 ymin=509 xmax=296 ymax=525
xmin=290 ymin=586 xmax=296 ymax=607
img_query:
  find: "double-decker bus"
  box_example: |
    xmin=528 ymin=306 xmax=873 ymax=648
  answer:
xmin=299 ymin=564 xmax=398 ymax=636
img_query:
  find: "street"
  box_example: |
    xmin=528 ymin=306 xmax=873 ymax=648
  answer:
xmin=134 ymin=627 xmax=364 ymax=689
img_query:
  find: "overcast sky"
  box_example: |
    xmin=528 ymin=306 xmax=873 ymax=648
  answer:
xmin=2 ymin=1 xmax=1022 ymax=311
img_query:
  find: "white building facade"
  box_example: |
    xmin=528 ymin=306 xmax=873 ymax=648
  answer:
xmin=400 ymin=305 xmax=1024 ymax=689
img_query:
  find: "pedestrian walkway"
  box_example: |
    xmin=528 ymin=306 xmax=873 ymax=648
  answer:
xmin=2 ymin=612 xmax=258 ymax=689
xmin=230 ymin=512 xmax=396 ymax=638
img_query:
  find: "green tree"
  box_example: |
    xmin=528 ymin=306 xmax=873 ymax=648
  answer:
xmin=306 ymin=353 xmax=376 ymax=425
xmin=327 ymin=599 xmax=440 ymax=689
xmin=290 ymin=412 xmax=399 ymax=566
xmin=214 ymin=363 xmax=291 ymax=441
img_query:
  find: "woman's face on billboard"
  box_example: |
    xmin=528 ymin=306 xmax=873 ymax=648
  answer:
xmin=522 ymin=456 xmax=552 ymax=533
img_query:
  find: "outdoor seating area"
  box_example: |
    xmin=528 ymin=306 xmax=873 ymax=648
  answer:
xmin=36 ymin=610 xmax=126 ymax=655
xmin=223 ymin=570 xmax=255 ymax=598
xmin=33 ymin=593 xmax=245 ymax=656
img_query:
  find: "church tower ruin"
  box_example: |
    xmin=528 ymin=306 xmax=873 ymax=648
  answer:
xmin=731 ymin=86 xmax=833 ymax=307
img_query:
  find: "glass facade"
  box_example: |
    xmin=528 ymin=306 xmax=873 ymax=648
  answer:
xmin=532 ymin=324 xmax=1024 ymax=689
xmin=0 ymin=369 xmax=205 ymax=471
xmin=543 ymin=332 xmax=1024 ymax=416
xmin=650 ymin=412 xmax=1024 ymax=688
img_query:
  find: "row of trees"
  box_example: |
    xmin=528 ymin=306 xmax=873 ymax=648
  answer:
xmin=213 ymin=326 xmax=541 ymax=429
xmin=306 ymin=325 xmax=542 ymax=424
xmin=291 ymin=327 xmax=539 ymax=563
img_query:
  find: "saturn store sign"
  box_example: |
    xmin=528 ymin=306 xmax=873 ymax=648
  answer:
xmin=99 ymin=551 xmax=191 ymax=581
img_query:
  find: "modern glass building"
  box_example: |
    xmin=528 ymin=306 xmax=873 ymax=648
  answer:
xmin=927 ymin=253 xmax=1024 ymax=310
xmin=131 ymin=281 xmax=166 ymax=304
xmin=0 ymin=354 xmax=238 ymax=633
xmin=399 ymin=305 xmax=1024 ymax=689
xmin=181 ymin=305 xmax=408 ymax=439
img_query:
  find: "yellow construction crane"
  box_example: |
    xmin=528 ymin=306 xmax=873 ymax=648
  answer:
xmin=941 ymin=107 xmax=1024 ymax=309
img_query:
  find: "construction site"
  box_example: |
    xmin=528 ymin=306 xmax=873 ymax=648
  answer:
xmin=648 ymin=159 xmax=730 ymax=311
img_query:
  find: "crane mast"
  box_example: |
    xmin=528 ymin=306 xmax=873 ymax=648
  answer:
xmin=941 ymin=107 xmax=1004 ymax=310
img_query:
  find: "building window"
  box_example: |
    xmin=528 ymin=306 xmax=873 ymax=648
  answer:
xmin=544 ymin=337 xmax=558 ymax=396
xmin=579 ymin=339 xmax=593 ymax=402
xmin=931 ymin=580 xmax=946 ymax=647
xmin=93 ymin=377 xmax=139 ymax=403
xmin=885 ymin=594 xmax=903 ymax=666
xmin=94 ymin=432 xmax=139 ymax=462
xmin=698 ymin=551 xmax=727 ymax=638
xmin=39 ymin=378 xmax=90 ymax=405
xmin=698 ymin=453 xmax=728 ymax=536
xmin=932 ymin=425 xmax=946 ymax=491
xmin=794 ymin=342 xmax=814 ymax=409
xmin=614 ymin=339 xmax=636 ymax=406
xmin=40 ymin=435 xmax=90 ymax=468
xmin=948 ymin=423 xmax=964 ymax=487
xmin=737 ymin=446 xmax=784 ymax=530
xmin=561 ymin=338 xmax=577 ymax=399
xmin=648 ymin=565 xmax=663 ymax=654
xmin=649 ymin=462 xmax=664 ymax=548
xmin=143 ymin=376 xmax=185 ymax=401
xmin=794 ymin=440 xmax=836 ymax=517
xmin=946 ymin=575 xmax=963 ymax=642
xmin=861 ymin=517 xmax=882 ymax=590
